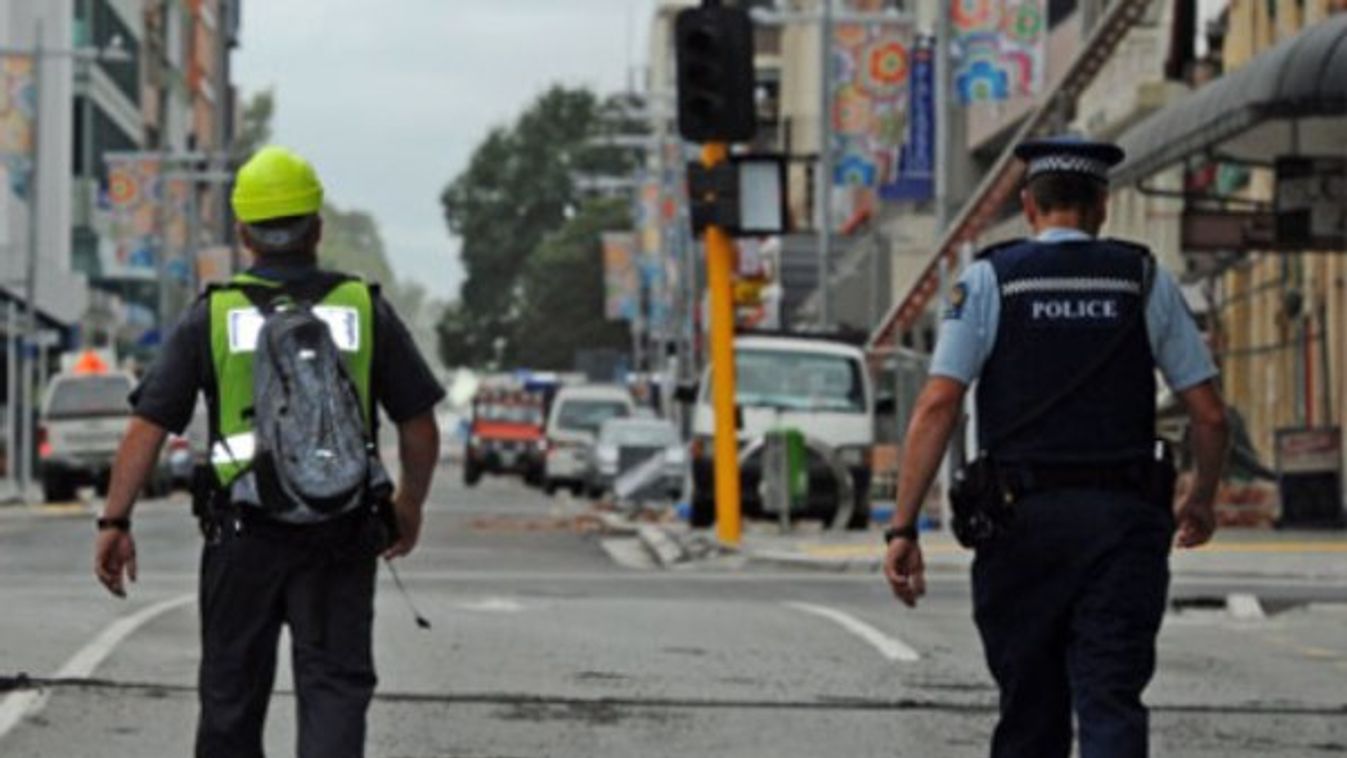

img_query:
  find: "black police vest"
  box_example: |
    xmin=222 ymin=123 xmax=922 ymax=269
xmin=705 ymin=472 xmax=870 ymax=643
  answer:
xmin=976 ymin=238 xmax=1156 ymax=464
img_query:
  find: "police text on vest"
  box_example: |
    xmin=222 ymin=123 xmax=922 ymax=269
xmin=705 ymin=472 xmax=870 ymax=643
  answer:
xmin=1031 ymin=299 xmax=1119 ymax=320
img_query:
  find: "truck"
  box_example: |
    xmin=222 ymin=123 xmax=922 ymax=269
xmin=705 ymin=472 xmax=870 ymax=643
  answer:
xmin=462 ymin=389 xmax=548 ymax=487
xmin=687 ymin=334 xmax=885 ymax=530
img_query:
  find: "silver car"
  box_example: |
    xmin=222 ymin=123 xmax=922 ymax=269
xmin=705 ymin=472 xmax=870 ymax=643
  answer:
xmin=591 ymin=416 xmax=686 ymax=501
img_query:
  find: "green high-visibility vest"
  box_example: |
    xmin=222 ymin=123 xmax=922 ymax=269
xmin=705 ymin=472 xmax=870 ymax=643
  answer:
xmin=207 ymin=272 xmax=375 ymax=488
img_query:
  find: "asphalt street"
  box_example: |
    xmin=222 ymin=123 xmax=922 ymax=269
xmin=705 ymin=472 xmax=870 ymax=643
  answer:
xmin=1 ymin=464 xmax=1345 ymax=757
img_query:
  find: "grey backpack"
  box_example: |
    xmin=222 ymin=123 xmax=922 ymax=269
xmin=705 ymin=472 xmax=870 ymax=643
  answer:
xmin=242 ymin=282 xmax=374 ymax=520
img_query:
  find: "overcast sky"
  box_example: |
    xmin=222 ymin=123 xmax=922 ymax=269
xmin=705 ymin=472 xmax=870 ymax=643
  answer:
xmin=234 ymin=0 xmax=657 ymax=301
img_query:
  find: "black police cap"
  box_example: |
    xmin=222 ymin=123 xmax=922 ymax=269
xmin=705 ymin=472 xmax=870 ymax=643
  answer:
xmin=1014 ymin=135 xmax=1125 ymax=183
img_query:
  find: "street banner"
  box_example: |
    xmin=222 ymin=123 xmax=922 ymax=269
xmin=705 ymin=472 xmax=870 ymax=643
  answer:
xmin=634 ymin=175 xmax=670 ymax=331
xmin=104 ymin=155 xmax=163 ymax=281
xmin=882 ymin=35 xmax=936 ymax=202
xmin=0 ymin=54 xmax=37 ymax=199
xmin=162 ymin=176 xmax=194 ymax=284
xmin=602 ymin=231 xmax=640 ymax=322
xmin=952 ymin=0 xmax=1048 ymax=104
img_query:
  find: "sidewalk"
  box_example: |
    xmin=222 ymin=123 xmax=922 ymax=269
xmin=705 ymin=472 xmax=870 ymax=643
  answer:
xmin=643 ymin=519 xmax=1347 ymax=582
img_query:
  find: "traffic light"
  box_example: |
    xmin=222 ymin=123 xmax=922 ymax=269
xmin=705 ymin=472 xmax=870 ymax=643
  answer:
xmin=675 ymin=3 xmax=757 ymax=143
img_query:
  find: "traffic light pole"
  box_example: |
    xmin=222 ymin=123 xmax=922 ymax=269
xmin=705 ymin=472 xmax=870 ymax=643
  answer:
xmin=701 ymin=142 xmax=743 ymax=547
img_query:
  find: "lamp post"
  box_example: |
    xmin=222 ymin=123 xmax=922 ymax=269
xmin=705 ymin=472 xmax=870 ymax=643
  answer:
xmin=0 ymin=23 xmax=129 ymax=501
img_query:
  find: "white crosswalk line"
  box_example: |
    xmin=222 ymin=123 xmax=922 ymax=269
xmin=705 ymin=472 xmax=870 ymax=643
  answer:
xmin=0 ymin=593 xmax=195 ymax=743
xmin=785 ymin=602 xmax=920 ymax=663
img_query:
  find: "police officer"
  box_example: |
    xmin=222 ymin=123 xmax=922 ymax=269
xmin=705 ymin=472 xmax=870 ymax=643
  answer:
xmin=883 ymin=136 xmax=1230 ymax=758
xmin=92 ymin=146 xmax=445 ymax=758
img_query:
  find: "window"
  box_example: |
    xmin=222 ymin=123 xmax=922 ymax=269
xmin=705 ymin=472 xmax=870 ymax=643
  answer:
xmin=45 ymin=376 xmax=134 ymax=419
xmin=556 ymin=400 xmax=631 ymax=433
xmin=731 ymin=349 xmax=866 ymax=413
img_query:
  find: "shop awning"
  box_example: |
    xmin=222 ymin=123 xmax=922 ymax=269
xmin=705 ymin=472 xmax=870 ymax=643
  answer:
xmin=1113 ymin=14 xmax=1347 ymax=186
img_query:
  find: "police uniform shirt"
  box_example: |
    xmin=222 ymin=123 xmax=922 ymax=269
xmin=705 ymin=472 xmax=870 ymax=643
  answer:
xmin=131 ymin=259 xmax=446 ymax=434
xmin=930 ymin=228 xmax=1217 ymax=391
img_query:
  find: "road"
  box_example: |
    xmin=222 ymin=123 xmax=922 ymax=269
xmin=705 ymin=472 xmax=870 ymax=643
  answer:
xmin=1 ymin=464 xmax=1345 ymax=757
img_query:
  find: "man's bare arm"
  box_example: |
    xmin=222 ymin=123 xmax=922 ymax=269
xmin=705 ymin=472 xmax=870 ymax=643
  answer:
xmin=95 ymin=416 xmax=168 ymax=597
xmin=891 ymin=377 xmax=968 ymax=529
xmin=102 ymin=417 xmax=169 ymax=522
xmin=1175 ymin=380 xmax=1229 ymax=548
xmin=384 ymin=411 xmax=439 ymax=558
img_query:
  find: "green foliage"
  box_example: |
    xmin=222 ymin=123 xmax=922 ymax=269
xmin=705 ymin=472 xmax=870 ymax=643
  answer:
xmin=232 ymin=89 xmax=275 ymax=161
xmin=437 ymin=86 xmax=640 ymax=368
xmin=318 ymin=203 xmax=395 ymax=284
xmin=508 ymin=198 xmax=633 ymax=369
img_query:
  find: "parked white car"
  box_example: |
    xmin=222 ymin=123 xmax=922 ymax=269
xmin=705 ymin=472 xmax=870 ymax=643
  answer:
xmin=39 ymin=371 xmax=172 ymax=502
xmin=543 ymin=385 xmax=635 ymax=496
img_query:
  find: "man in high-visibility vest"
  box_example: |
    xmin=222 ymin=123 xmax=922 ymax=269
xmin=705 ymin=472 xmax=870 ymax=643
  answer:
xmin=93 ymin=146 xmax=445 ymax=758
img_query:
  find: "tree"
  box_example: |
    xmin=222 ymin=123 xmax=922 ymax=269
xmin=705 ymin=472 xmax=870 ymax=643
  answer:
xmin=232 ymin=89 xmax=275 ymax=161
xmin=437 ymin=85 xmax=637 ymax=367
xmin=507 ymin=198 xmax=633 ymax=369
xmin=318 ymin=204 xmax=395 ymax=284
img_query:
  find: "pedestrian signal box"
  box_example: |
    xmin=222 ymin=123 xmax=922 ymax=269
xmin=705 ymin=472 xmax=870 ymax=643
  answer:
xmin=675 ymin=4 xmax=757 ymax=143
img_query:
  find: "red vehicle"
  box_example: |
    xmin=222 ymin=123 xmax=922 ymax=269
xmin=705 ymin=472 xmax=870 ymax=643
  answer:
xmin=463 ymin=389 xmax=547 ymax=486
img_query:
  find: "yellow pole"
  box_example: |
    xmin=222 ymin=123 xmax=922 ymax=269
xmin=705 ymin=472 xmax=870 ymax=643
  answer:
xmin=701 ymin=142 xmax=742 ymax=546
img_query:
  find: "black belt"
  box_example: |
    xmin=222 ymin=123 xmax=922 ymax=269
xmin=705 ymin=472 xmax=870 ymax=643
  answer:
xmin=1003 ymin=460 xmax=1155 ymax=498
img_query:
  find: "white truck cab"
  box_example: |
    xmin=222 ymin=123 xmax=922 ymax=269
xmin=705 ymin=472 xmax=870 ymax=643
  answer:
xmin=689 ymin=335 xmax=878 ymax=529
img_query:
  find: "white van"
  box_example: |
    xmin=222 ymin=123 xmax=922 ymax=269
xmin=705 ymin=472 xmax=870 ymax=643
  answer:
xmin=689 ymin=335 xmax=880 ymax=529
xmin=542 ymin=384 xmax=636 ymax=496
xmin=38 ymin=371 xmax=174 ymax=502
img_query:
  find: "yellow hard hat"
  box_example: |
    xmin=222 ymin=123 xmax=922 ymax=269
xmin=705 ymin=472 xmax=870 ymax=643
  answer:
xmin=231 ymin=146 xmax=324 ymax=223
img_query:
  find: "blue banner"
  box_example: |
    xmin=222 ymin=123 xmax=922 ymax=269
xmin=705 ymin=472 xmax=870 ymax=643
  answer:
xmin=882 ymin=36 xmax=935 ymax=202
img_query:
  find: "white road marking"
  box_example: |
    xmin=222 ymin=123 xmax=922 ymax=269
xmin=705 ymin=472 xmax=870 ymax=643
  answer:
xmin=456 ymin=597 xmax=526 ymax=613
xmin=1226 ymin=593 xmax=1266 ymax=621
xmin=785 ymin=602 xmax=920 ymax=663
xmin=0 ymin=593 xmax=195 ymax=742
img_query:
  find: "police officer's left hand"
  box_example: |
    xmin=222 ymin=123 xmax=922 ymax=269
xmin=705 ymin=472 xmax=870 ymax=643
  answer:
xmin=884 ymin=538 xmax=926 ymax=608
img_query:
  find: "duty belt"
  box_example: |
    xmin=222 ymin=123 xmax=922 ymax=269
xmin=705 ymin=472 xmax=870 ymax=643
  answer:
xmin=1002 ymin=459 xmax=1157 ymax=499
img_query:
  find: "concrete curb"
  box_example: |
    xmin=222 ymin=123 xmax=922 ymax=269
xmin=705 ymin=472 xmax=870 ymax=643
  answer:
xmin=637 ymin=524 xmax=689 ymax=567
xmin=594 ymin=512 xmax=641 ymax=537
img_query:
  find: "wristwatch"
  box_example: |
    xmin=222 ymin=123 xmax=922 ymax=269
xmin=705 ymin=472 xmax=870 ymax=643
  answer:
xmin=883 ymin=523 xmax=919 ymax=544
xmin=96 ymin=517 xmax=131 ymax=532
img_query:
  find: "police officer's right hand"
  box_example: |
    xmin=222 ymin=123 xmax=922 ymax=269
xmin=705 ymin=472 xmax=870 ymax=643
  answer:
xmin=383 ymin=496 xmax=423 ymax=560
xmin=884 ymin=538 xmax=926 ymax=608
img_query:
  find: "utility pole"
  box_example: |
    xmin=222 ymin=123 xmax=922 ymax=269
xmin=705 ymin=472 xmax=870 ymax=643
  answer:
xmin=816 ymin=0 xmax=835 ymax=328
xmin=17 ymin=20 xmax=45 ymax=501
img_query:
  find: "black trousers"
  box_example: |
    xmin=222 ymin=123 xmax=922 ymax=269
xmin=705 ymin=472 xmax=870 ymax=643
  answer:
xmin=972 ymin=489 xmax=1173 ymax=758
xmin=196 ymin=516 xmax=379 ymax=758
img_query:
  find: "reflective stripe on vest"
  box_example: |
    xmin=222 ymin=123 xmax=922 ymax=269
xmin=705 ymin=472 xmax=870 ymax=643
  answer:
xmin=207 ymin=275 xmax=375 ymax=487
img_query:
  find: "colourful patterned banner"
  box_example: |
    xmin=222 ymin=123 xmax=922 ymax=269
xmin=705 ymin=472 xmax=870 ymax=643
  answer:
xmin=831 ymin=4 xmax=912 ymax=186
xmin=952 ymin=0 xmax=1048 ymax=104
xmin=0 ymin=55 xmax=37 ymax=199
xmin=106 ymin=156 xmax=161 ymax=279
xmin=602 ymin=231 xmax=640 ymax=322
xmin=829 ymin=1 xmax=915 ymax=222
